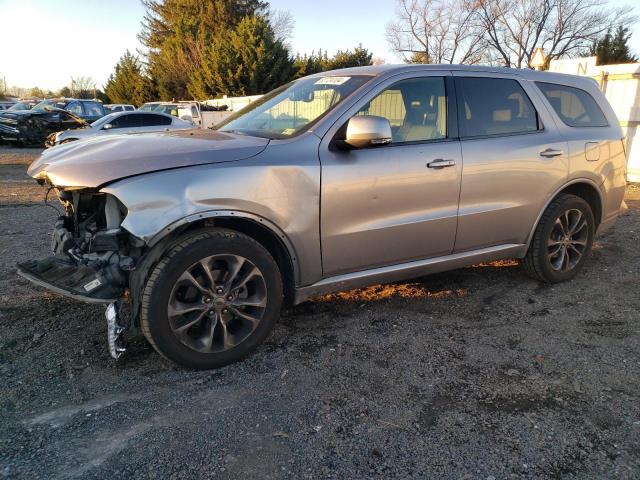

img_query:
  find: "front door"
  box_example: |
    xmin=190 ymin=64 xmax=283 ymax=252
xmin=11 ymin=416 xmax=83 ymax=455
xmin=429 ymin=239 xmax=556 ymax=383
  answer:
xmin=319 ymin=73 xmax=462 ymax=276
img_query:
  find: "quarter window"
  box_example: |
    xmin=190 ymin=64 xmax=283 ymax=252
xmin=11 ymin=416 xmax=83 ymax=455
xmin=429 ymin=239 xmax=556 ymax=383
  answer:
xmin=457 ymin=77 xmax=540 ymax=138
xmin=356 ymin=77 xmax=447 ymax=143
xmin=535 ymin=82 xmax=608 ymax=127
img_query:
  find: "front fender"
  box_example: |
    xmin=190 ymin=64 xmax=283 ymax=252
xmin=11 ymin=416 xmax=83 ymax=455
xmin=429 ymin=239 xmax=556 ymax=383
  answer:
xmin=101 ymin=141 xmax=322 ymax=286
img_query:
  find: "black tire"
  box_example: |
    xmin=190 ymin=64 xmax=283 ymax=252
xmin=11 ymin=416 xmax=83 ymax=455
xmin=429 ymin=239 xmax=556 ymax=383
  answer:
xmin=141 ymin=229 xmax=283 ymax=369
xmin=522 ymin=194 xmax=595 ymax=283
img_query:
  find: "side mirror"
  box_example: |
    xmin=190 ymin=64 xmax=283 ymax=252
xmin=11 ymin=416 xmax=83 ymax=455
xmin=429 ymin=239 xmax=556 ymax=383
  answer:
xmin=102 ymin=123 xmax=113 ymax=130
xmin=344 ymin=115 xmax=392 ymax=149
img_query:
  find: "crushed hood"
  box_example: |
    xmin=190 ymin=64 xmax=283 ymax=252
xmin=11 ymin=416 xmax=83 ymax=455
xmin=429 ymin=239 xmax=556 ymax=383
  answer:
xmin=28 ymin=129 xmax=270 ymax=188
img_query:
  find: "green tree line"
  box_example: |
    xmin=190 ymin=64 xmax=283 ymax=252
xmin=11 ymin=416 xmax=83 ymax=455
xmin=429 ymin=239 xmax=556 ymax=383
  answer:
xmin=104 ymin=0 xmax=373 ymax=106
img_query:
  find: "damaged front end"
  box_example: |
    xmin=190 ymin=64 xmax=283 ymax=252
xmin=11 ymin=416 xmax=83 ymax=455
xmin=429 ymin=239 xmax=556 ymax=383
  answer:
xmin=17 ymin=187 xmax=144 ymax=358
xmin=18 ymin=188 xmax=141 ymax=301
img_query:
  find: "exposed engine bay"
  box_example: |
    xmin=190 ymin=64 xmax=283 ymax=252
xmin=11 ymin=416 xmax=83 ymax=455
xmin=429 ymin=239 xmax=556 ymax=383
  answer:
xmin=18 ymin=189 xmax=142 ymax=301
xmin=17 ymin=188 xmax=145 ymax=358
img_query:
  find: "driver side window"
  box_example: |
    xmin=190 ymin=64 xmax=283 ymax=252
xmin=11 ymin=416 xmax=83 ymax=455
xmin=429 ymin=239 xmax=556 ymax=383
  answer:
xmin=66 ymin=102 xmax=84 ymax=116
xmin=356 ymin=77 xmax=447 ymax=143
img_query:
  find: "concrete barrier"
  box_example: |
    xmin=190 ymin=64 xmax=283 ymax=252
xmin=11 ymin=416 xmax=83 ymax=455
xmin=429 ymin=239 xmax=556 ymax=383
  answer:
xmin=201 ymin=111 xmax=233 ymax=129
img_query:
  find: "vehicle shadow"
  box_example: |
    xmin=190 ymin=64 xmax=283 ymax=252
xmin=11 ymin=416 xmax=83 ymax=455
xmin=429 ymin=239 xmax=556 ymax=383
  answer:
xmin=282 ymin=259 xmax=522 ymax=324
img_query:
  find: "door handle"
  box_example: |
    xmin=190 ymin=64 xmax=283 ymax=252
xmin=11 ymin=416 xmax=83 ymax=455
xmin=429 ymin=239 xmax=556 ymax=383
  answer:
xmin=540 ymin=148 xmax=563 ymax=158
xmin=427 ymin=159 xmax=456 ymax=168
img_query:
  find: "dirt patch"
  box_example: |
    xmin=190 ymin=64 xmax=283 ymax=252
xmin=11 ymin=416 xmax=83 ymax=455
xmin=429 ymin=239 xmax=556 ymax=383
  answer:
xmin=1 ymin=146 xmax=639 ymax=479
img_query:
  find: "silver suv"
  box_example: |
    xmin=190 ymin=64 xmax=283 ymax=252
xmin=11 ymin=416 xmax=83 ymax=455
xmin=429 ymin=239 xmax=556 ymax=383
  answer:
xmin=19 ymin=65 xmax=627 ymax=369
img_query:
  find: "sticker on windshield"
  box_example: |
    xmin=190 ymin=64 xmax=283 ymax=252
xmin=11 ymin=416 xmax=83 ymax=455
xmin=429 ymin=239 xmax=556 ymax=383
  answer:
xmin=315 ymin=76 xmax=351 ymax=86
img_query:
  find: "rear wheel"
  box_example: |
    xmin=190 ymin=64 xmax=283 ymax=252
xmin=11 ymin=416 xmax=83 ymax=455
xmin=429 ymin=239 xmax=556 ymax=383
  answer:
xmin=141 ymin=229 xmax=283 ymax=369
xmin=522 ymin=194 xmax=595 ymax=283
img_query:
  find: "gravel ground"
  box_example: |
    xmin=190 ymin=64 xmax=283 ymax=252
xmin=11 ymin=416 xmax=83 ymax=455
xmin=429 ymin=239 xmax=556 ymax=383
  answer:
xmin=0 ymin=145 xmax=639 ymax=479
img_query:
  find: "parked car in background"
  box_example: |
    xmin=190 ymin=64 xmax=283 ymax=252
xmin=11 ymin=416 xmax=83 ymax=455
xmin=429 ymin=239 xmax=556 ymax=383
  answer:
xmin=49 ymin=111 xmax=193 ymax=146
xmin=32 ymin=98 xmax=106 ymax=123
xmin=0 ymin=106 xmax=88 ymax=146
xmin=0 ymin=101 xmax=16 ymax=111
xmin=178 ymin=101 xmax=202 ymax=126
xmin=139 ymin=101 xmax=201 ymax=126
xmin=105 ymin=104 xmax=135 ymax=113
xmin=18 ymin=65 xmax=627 ymax=369
xmin=7 ymin=99 xmax=40 ymax=111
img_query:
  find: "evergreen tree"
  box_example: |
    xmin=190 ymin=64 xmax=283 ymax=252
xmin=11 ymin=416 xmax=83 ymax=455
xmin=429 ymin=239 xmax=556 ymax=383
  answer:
xmin=292 ymin=45 xmax=373 ymax=78
xmin=591 ymin=26 xmax=638 ymax=65
xmin=104 ymin=51 xmax=152 ymax=106
xmin=292 ymin=50 xmax=329 ymax=78
xmin=139 ymin=0 xmax=267 ymax=99
xmin=327 ymin=45 xmax=373 ymax=69
xmin=407 ymin=51 xmax=429 ymax=64
xmin=194 ymin=15 xmax=293 ymax=97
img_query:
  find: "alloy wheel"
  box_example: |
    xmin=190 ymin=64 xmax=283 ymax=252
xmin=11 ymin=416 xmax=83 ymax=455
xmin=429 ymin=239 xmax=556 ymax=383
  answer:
xmin=547 ymin=208 xmax=589 ymax=272
xmin=167 ymin=254 xmax=267 ymax=353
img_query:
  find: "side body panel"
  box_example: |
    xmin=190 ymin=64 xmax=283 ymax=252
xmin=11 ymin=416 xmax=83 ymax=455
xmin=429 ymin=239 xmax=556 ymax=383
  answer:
xmin=318 ymin=71 xmax=463 ymax=276
xmin=102 ymin=133 xmax=322 ymax=286
xmin=534 ymin=78 xmax=626 ymax=225
xmin=452 ymin=71 xmax=569 ymax=252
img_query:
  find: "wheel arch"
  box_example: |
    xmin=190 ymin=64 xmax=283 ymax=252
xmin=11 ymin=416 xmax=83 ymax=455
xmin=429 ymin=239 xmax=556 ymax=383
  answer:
xmin=525 ymin=179 xmax=603 ymax=249
xmin=146 ymin=211 xmax=299 ymax=305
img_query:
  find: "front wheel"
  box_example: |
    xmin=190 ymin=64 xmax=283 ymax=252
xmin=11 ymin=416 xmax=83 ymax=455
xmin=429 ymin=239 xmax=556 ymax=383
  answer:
xmin=522 ymin=194 xmax=595 ymax=283
xmin=140 ymin=229 xmax=283 ymax=369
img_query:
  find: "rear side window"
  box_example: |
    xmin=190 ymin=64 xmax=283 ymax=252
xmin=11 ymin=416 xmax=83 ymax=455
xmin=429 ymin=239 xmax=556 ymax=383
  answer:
xmin=536 ymin=82 xmax=608 ymax=127
xmin=456 ymin=77 xmax=540 ymax=138
xmin=139 ymin=113 xmax=172 ymax=126
xmin=108 ymin=115 xmax=128 ymax=128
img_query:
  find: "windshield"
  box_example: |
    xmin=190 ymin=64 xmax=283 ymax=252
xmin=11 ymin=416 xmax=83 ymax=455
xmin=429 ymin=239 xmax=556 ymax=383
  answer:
xmin=139 ymin=103 xmax=160 ymax=112
xmin=8 ymin=102 xmax=34 ymax=111
xmin=32 ymin=99 xmax=67 ymax=112
xmin=216 ymin=75 xmax=372 ymax=139
xmin=154 ymin=104 xmax=180 ymax=116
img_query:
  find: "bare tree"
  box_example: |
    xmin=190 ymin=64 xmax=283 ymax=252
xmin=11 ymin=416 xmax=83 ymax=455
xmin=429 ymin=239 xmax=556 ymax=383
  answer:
xmin=71 ymin=76 xmax=97 ymax=99
xmin=386 ymin=0 xmax=487 ymax=64
xmin=388 ymin=0 xmax=635 ymax=67
xmin=268 ymin=9 xmax=294 ymax=47
xmin=477 ymin=0 xmax=635 ymax=67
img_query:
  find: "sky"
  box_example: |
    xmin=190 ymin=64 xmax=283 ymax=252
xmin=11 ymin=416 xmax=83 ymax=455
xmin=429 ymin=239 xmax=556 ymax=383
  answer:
xmin=0 ymin=0 xmax=639 ymax=91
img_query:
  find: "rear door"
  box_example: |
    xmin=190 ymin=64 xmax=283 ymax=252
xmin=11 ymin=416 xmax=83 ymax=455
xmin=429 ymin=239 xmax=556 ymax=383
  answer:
xmin=319 ymin=71 xmax=463 ymax=276
xmin=452 ymin=72 xmax=569 ymax=252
